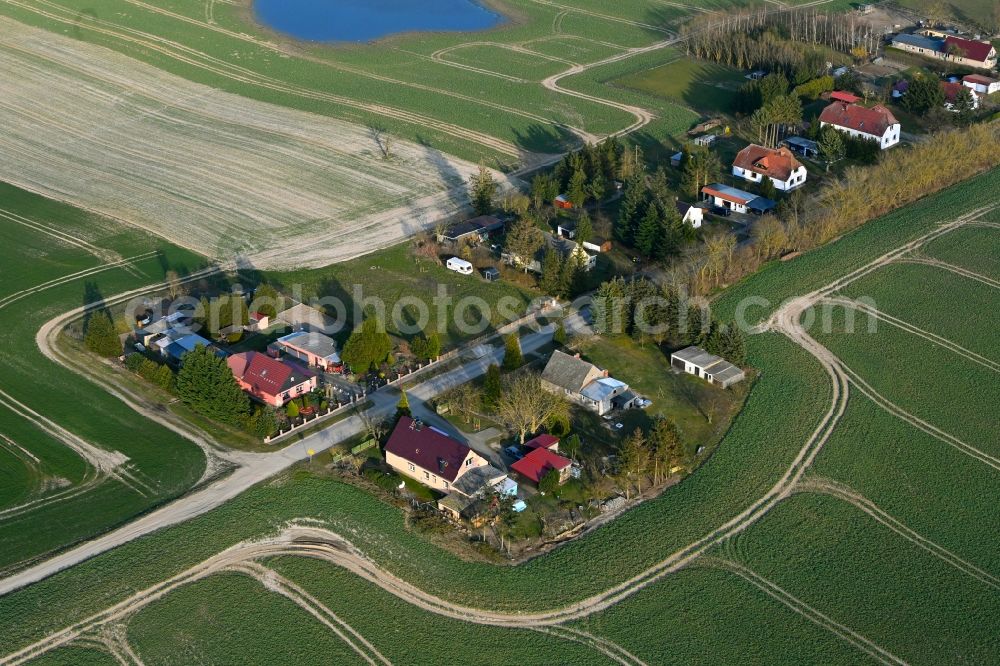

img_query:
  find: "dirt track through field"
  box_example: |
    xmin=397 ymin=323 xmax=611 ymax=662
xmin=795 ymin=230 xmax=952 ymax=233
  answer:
xmin=896 ymin=257 xmax=1000 ymax=290
xmin=820 ymin=296 xmax=1000 ymax=373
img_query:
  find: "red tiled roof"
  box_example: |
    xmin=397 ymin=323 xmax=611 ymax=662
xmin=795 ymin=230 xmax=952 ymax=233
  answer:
xmin=227 ymin=351 xmax=313 ymax=398
xmin=525 ymin=434 xmax=559 ymax=450
xmin=830 ymin=91 xmax=861 ymax=103
xmin=732 ymin=144 xmax=803 ymax=181
xmin=511 ymin=447 xmax=571 ymax=483
xmin=944 ymin=36 xmax=995 ymax=63
xmin=963 ymin=74 xmax=997 ymax=86
xmin=385 ymin=416 xmax=472 ymax=482
xmin=819 ymin=102 xmax=898 ymax=137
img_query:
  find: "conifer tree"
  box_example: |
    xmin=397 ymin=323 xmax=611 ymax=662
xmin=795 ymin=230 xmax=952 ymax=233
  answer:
xmin=84 ymin=309 xmax=122 ymax=358
xmin=502 ymin=333 xmax=523 ymax=371
xmin=176 ymin=346 xmax=250 ymax=425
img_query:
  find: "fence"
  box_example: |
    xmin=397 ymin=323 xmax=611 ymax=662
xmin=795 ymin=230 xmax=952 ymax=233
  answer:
xmin=263 ymin=394 xmax=366 ymax=444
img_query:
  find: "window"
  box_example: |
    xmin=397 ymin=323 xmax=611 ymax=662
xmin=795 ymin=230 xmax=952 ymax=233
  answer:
xmin=408 ymin=463 xmax=415 ymax=473
xmin=466 ymin=458 xmax=473 ymax=466
xmin=424 ymin=471 xmax=429 ymax=480
xmin=444 ymin=481 xmax=449 ymax=489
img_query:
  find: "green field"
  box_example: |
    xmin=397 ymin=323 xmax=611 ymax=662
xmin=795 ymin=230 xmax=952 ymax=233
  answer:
xmin=0 ymin=184 xmax=209 ymax=571
xmin=922 ymin=224 xmax=1000 ymax=280
xmin=615 ymin=57 xmax=748 ymax=115
xmin=4 ymin=168 xmax=1000 ymax=663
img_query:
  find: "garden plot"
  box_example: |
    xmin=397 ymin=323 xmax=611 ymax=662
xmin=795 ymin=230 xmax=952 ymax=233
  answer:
xmin=0 ymin=19 xmax=484 ymax=269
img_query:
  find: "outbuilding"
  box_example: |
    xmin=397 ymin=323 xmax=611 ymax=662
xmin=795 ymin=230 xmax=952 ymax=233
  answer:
xmin=670 ymin=346 xmax=745 ymax=388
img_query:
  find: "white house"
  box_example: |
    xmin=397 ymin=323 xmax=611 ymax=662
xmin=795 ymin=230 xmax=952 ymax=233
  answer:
xmin=670 ymin=346 xmax=745 ymax=389
xmin=731 ymin=144 xmax=807 ymax=191
xmin=941 ymin=81 xmax=980 ymax=111
xmin=962 ymin=74 xmax=1000 ymax=96
xmin=818 ymin=101 xmax=900 ymax=150
xmin=676 ymin=201 xmax=703 ymax=229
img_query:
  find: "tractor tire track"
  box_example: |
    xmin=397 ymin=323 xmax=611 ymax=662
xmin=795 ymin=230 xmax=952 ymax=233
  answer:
xmin=821 ymin=296 xmax=1000 ymax=373
xmin=794 ymin=478 xmax=1000 ymax=590
xmin=699 ymin=557 xmax=907 ymax=666
xmin=895 ymin=257 xmax=1000 ymax=290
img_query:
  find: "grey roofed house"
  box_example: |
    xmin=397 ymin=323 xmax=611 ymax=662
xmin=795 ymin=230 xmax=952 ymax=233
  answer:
xmin=747 ymin=196 xmax=777 ymax=215
xmin=670 ymin=345 xmax=746 ymax=388
xmin=783 ymin=136 xmax=819 ymax=158
xmin=580 ymin=377 xmax=628 ymax=403
xmin=275 ymin=330 xmax=340 ymax=365
xmin=541 ymin=350 xmax=632 ymax=416
xmin=892 ymin=33 xmax=944 ymax=53
xmin=438 ymin=215 xmax=505 ymax=243
xmin=541 ymin=350 xmax=605 ymax=394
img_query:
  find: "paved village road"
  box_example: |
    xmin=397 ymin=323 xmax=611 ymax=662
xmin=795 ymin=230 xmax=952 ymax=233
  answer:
xmin=0 ymin=325 xmax=555 ymax=598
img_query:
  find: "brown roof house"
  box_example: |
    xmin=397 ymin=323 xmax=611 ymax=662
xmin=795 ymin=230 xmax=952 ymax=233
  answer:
xmin=540 ymin=350 xmax=636 ymax=416
xmin=384 ymin=416 xmax=490 ymax=494
xmin=731 ymin=144 xmax=807 ymax=191
xmin=818 ymin=102 xmax=900 ymax=150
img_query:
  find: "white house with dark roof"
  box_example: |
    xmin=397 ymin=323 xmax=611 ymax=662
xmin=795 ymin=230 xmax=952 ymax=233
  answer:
xmin=676 ymin=201 xmax=703 ymax=229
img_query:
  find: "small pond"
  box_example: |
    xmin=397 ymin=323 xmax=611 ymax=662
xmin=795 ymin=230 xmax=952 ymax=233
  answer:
xmin=254 ymin=0 xmax=505 ymax=43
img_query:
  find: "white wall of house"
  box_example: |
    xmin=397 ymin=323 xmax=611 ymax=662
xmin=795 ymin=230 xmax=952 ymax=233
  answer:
xmin=706 ymin=194 xmax=747 ymax=214
xmin=963 ymin=80 xmax=999 ymax=95
xmin=731 ymin=165 xmax=808 ymax=191
xmin=682 ymin=207 xmax=703 ymax=229
xmin=820 ymin=121 xmax=900 ymax=150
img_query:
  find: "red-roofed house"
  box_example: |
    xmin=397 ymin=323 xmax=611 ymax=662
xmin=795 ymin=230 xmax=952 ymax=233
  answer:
xmin=731 ymin=144 xmax=807 ymax=191
xmin=818 ymin=102 xmax=900 ymax=150
xmin=941 ymin=81 xmax=979 ymax=110
xmin=962 ymin=74 xmax=1000 ymax=96
xmin=943 ymin=36 xmax=997 ymax=70
xmin=384 ymin=416 xmax=489 ymax=493
xmin=227 ymin=352 xmax=317 ymax=407
xmin=511 ymin=447 xmax=572 ymax=486
xmin=525 ymin=434 xmax=560 ymax=451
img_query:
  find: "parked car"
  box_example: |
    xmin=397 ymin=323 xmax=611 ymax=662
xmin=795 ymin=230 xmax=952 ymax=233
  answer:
xmin=504 ymin=445 xmax=525 ymax=460
xmin=710 ymin=205 xmax=731 ymax=217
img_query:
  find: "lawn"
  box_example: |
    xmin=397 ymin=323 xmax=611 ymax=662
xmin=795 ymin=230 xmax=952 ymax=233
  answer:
xmin=576 ymin=335 xmax=748 ymax=457
xmin=267 ymin=241 xmax=538 ymax=350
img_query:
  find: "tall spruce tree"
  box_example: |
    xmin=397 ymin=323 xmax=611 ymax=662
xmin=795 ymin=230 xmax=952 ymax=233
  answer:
xmin=176 ymin=345 xmax=250 ymax=425
xmin=502 ymin=333 xmax=523 ymax=371
xmin=84 ymin=309 xmax=122 ymax=358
